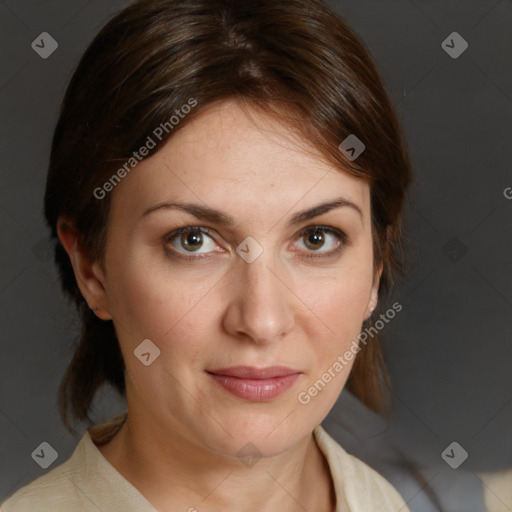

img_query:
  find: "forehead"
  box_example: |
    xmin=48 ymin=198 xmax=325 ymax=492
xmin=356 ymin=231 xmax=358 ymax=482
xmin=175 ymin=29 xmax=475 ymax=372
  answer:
xmin=109 ymin=100 xmax=370 ymax=225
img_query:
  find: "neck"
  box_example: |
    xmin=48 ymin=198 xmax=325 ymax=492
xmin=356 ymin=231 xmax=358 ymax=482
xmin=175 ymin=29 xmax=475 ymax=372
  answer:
xmin=97 ymin=409 xmax=336 ymax=512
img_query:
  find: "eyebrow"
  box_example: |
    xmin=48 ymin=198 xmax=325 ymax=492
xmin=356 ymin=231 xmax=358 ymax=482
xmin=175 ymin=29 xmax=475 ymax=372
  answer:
xmin=140 ymin=197 xmax=363 ymax=227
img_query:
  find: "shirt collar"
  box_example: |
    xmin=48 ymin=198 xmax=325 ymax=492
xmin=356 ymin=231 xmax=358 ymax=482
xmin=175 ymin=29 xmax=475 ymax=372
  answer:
xmin=77 ymin=414 xmax=345 ymax=511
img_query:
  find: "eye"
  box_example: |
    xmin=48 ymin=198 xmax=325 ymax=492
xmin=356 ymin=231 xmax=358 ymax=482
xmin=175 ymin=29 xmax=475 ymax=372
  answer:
xmin=165 ymin=226 xmax=220 ymax=258
xmin=294 ymin=225 xmax=347 ymax=258
xmin=164 ymin=224 xmax=347 ymax=261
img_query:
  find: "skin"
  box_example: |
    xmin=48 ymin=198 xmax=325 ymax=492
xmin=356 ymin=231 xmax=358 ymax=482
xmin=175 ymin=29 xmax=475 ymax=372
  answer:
xmin=58 ymin=99 xmax=381 ymax=512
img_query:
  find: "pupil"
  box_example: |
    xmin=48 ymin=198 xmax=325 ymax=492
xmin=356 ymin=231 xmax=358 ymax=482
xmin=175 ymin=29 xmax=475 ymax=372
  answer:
xmin=182 ymin=230 xmax=202 ymax=251
xmin=306 ymin=230 xmax=324 ymax=250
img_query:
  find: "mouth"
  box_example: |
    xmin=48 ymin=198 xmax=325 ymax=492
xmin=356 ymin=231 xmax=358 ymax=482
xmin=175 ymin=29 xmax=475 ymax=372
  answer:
xmin=205 ymin=366 xmax=302 ymax=401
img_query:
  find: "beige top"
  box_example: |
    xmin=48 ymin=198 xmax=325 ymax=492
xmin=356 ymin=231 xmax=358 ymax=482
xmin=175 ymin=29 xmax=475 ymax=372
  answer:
xmin=1 ymin=413 xmax=410 ymax=511
xmin=479 ymin=468 xmax=512 ymax=512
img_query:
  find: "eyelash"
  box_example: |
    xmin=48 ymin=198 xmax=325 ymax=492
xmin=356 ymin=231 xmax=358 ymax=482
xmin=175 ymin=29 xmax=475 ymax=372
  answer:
xmin=164 ymin=225 xmax=348 ymax=261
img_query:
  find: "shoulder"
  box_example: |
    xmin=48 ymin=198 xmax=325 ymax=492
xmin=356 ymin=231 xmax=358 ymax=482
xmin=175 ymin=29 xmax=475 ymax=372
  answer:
xmin=0 ymin=436 xmax=89 ymax=511
xmin=478 ymin=468 xmax=512 ymax=511
xmin=1 ymin=413 xmax=129 ymax=512
xmin=313 ymin=425 xmax=410 ymax=511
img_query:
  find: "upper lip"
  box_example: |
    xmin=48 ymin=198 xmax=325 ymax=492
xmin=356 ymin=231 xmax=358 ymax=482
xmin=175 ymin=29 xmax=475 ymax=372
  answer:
xmin=206 ymin=366 xmax=301 ymax=379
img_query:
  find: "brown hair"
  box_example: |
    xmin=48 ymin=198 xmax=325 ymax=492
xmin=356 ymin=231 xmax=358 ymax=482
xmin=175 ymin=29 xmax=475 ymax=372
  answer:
xmin=44 ymin=0 xmax=413 ymax=434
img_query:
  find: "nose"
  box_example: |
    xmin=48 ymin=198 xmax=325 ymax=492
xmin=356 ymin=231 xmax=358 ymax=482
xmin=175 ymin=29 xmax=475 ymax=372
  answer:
xmin=222 ymin=250 xmax=295 ymax=345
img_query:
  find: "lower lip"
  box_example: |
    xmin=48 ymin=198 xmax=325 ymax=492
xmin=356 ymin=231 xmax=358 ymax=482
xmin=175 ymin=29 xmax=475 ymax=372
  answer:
xmin=206 ymin=372 xmax=301 ymax=401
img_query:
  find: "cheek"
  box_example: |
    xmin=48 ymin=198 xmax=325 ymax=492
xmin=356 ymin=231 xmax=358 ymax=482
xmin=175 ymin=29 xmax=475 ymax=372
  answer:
xmin=300 ymin=257 xmax=374 ymax=370
xmin=111 ymin=273 xmax=188 ymax=337
xmin=293 ymin=262 xmax=374 ymax=413
xmin=307 ymin=260 xmax=373 ymax=327
xmin=105 ymin=250 xmax=218 ymax=356
xmin=106 ymin=265 xmax=215 ymax=408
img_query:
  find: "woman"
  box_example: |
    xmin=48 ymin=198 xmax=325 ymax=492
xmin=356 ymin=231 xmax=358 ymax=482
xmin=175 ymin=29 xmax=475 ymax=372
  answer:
xmin=1 ymin=0 xmax=413 ymax=510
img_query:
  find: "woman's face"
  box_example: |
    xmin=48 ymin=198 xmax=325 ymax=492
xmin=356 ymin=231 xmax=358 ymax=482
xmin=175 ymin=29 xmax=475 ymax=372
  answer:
xmin=96 ymin=100 xmax=379 ymax=458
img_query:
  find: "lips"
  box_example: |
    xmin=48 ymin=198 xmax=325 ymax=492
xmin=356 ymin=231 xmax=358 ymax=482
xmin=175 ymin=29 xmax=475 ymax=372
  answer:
xmin=207 ymin=366 xmax=300 ymax=379
xmin=206 ymin=366 xmax=302 ymax=401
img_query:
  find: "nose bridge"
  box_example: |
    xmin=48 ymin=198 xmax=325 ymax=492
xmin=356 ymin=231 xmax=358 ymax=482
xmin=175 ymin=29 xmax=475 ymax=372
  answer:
xmin=224 ymin=246 xmax=295 ymax=343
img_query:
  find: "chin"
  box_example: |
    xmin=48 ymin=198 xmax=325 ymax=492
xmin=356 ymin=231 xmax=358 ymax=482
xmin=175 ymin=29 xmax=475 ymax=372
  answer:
xmin=199 ymin=413 xmax=313 ymax=459
xmin=209 ymin=432 xmax=302 ymax=462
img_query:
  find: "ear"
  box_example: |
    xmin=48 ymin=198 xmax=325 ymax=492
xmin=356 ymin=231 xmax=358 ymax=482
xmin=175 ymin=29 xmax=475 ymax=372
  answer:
xmin=365 ymin=261 xmax=383 ymax=321
xmin=56 ymin=216 xmax=112 ymax=320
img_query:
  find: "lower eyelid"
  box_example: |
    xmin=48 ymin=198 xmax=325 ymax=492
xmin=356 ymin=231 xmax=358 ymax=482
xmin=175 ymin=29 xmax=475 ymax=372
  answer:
xmin=294 ymin=235 xmax=345 ymax=258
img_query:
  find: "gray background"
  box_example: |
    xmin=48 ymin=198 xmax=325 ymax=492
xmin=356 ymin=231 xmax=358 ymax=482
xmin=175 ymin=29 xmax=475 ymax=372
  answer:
xmin=1 ymin=1 xmax=511 ymax=510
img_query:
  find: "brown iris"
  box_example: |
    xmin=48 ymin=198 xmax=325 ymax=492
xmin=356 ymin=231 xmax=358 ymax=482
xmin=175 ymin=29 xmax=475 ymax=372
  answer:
xmin=303 ymin=229 xmax=325 ymax=251
xmin=181 ymin=229 xmax=203 ymax=251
